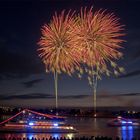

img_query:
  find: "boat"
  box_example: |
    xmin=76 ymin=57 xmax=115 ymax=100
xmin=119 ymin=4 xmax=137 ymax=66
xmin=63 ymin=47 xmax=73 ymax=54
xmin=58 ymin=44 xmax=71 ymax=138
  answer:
xmin=108 ymin=116 xmax=140 ymax=126
xmin=0 ymin=120 xmax=76 ymax=133
xmin=0 ymin=109 xmax=77 ymax=133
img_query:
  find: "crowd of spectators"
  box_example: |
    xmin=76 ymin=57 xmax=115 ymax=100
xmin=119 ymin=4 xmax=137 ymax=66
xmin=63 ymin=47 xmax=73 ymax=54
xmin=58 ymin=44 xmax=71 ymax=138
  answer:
xmin=0 ymin=136 xmax=139 ymax=140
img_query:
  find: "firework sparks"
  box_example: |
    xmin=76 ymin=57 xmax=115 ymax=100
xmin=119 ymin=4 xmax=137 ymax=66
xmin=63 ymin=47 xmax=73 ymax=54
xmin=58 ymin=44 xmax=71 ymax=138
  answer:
xmin=75 ymin=7 xmax=125 ymax=70
xmin=37 ymin=7 xmax=125 ymax=111
xmin=38 ymin=11 xmax=81 ymax=75
xmin=74 ymin=7 xmax=125 ymax=116
xmin=38 ymin=11 xmax=82 ymax=109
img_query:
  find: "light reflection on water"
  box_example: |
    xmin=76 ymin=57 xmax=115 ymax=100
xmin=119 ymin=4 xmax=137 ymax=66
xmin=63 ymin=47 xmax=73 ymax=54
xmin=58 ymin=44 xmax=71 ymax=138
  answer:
xmin=0 ymin=133 xmax=75 ymax=139
xmin=0 ymin=117 xmax=140 ymax=139
xmin=121 ymin=126 xmax=134 ymax=140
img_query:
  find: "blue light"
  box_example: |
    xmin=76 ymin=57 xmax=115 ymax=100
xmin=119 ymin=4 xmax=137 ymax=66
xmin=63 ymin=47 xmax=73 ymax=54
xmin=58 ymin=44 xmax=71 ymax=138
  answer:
xmin=128 ymin=121 xmax=132 ymax=124
xmin=29 ymin=122 xmax=34 ymax=126
xmin=128 ymin=126 xmax=133 ymax=140
xmin=122 ymin=121 xmax=126 ymax=124
xmin=28 ymin=134 xmax=34 ymax=139
xmin=53 ymin=134 xmax=60 ymax=138
xmin=121 ymin=125 xmax=134 ymax=140
xmin=54 ymin=123 xmax=58 ymax=127
xmin=122 ymin=126 xmax=126 ymax=130
xmin=121 ymin=126 xmax=127 ymax=140
xmin=128 ymin=126 xmax=133 ymax=130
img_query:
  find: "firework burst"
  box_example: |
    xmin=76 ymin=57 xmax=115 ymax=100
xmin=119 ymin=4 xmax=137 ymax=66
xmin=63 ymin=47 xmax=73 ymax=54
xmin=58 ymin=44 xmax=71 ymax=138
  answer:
xmin=74 ymin=7 xmax=125 ymax=116
xmin=37 ymin=7 xmax=125 ymax=111
xmin=38 ymin=11 xmax=82 ymax=109
xmin=38 ymin=11 xmax=81 ymax=75
xmin=75 ymin=7 xmax=125 ymax=69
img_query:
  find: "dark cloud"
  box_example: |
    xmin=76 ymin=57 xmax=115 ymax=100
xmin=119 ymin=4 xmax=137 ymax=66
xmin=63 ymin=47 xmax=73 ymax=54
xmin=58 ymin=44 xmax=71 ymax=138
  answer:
xmin=117 ymin=93 xmax=140 ymax=96
xmin=99 ymin=92 xmax=140 ymax=98
xmin=0 ymin=92 xmax=139 ymax=101
xmin=0 ymin=93 xmax=53 ymax=100
xmin=0 ymin=93 xmax=90 ymax=100
xmin=23 ymin=79 xmax=43 ymax=88
xmin=118 ymin=70 xmax=140 ymax=78
xmin=60 ymin=95 xmax=89 ymax=99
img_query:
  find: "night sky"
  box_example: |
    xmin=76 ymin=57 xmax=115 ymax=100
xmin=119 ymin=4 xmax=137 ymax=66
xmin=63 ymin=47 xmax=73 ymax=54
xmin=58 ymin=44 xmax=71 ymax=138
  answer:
xmin=0 ymin=0 xmax=140 ymax=108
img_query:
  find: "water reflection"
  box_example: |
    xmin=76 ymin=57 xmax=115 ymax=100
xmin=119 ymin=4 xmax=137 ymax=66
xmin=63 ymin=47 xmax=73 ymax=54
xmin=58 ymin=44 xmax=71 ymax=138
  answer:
xmin=121 ymin=126 xmax=127 ymax=140
xmin=0 ymin=117 xmax=139 ymax=139
xmin=121 ymin=126 xmax=133 ymax=140
xmin=0 ymin=133 xmax=75 ymax=139
xmin=28 ymin=134 xmax=34 ymax=139
xmin=52 ymin=133 xmax=60 ymax=138
xmin=66 ymin=133 xmax=74 ymax=139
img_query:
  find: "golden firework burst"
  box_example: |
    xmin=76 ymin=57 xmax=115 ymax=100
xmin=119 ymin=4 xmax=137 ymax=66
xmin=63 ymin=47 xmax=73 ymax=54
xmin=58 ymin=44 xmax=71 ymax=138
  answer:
xmin=74 ymin=7 xmax=125 ymax=116
xmin=38 ymin=11 xmax=82 ymax=75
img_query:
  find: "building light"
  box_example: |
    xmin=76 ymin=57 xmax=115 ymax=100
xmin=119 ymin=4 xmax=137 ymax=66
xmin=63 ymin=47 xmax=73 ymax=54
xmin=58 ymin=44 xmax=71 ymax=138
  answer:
xmin=53 ymin=123 xmax=58 ymax=127
xmin=29 ymin=122 xmax=34 ymax=126
xmin=122 ymin=121 xmax=126 ymax=124
xmin=70 ymin=126 xmax=73 ymax=129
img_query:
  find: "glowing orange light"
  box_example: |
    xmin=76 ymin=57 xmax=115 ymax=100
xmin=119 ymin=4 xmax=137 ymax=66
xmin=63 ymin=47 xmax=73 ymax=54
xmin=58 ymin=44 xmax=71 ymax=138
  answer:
xmin=38 ymin=11 xmax=81 ymax=75
xmin=75 ymin=7 xmax=125 ymax=69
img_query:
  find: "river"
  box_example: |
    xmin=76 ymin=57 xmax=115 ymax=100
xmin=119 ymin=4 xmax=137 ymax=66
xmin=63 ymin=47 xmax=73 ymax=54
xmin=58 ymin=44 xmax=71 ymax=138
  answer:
xmin=0 ymin=117 xmax=140 ymax=139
